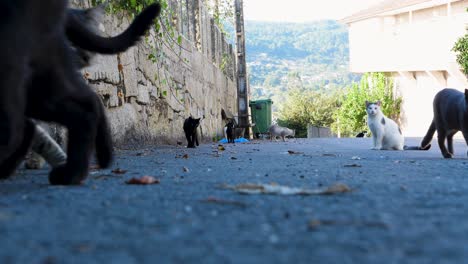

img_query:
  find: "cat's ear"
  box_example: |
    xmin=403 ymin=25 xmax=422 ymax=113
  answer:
xmin=365 ymin=101 xmax=370 ymax=107
xmin=376 ymin=101 xmax=382 ymax=106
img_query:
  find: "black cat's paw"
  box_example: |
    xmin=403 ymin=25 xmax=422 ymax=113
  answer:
xmin=442 ymin=152 xmax=453 ymax=159
xmin=49 ymin=165 xmax=85 ymax=185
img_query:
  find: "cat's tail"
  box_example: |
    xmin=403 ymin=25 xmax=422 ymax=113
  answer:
xmin=66 ymin=3 xmax=161 ymax=54
xmin=403 ymin=145 xmax=431 ymax=150
xmin=403 ymin=120 xmax=435 ymax=151
xmin=94 ymin=95 xmax=113 ymax=168
xmin=420 ymin=120 xmax=436 ymax=149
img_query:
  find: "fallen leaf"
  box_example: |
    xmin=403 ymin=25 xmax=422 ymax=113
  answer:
xmin=320 ymin=183 xmax=352 ymax=195
xmin=230 ymin=157 xmax=238 ymax=160
xmin=125 ymin=176 xmax=160 ymax=185
xmin=112 ymin=168 xmax=127 ymax=174
xmin=201 ymin=197 xmax=247 ymax=207
xmin=308 ymin=219 xmax=388 ymax=230
xmin=223 ymin=183 xmax=352 ymax=196
xmin=218 ymin=145 xmax=226 ymax=151
xmin=182 ymin=154 xmax=189 ymax=159
xmin=93 ymin=174 xmax=123 ymax=180
xmin=288 ymin=150 xmax=304 ymax=155
xmin=343 ymin=164 xmax=362 ymax=168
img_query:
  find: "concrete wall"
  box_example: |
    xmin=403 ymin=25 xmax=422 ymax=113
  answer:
xmin=71 ymin=0 xmax=237 ymax=146
xmin=307 ymin=126 xmax=335 ymax=138
xmin=345 ymin=0 xmax=468 ymax=137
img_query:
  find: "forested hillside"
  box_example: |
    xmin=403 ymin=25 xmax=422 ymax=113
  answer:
xmin=245 ymin=20 xmax=360 ymax=113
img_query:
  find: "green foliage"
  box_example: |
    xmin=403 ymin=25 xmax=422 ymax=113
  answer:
xmin=453 ymin=34 xmax=468 ymax=75
xmin=331 ymin=73 xmax=402 ymax=137
xmin=278 ymin=88 xmax=341 ymax=138
xmin=452 ymin=7 xmax=468 ymax=75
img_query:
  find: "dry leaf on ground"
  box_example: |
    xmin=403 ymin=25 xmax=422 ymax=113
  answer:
xmin=308 ymin=219 xmax=388 ymax=230
xmin=223 ymin=183 xmax=352 ymax=196
xmin=343 ymin=164 xmax=362 ymax=168
xmin=125 ymin=176 xmax=160 ymax=185
xmin=288 ymin=150 xmax=304 ymax=155
xmin=201 ymin=197 xmax=247 ymax=208
xmin=218 ymin=145 xmax=226 ymax=151
xmin=112 ymin=168 xmax=127 ymax=174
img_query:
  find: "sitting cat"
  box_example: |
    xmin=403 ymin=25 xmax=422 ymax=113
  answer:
xmin=366 ymin=101 xmax=404 ymax=150
xmin=183 ymin=116 xmax=201 ymax=148
xmin=417 ymin=88 xmax=468 ymax=158
xmin=0 ymin=1 xmax=161 ymax=184
xmin=269 ymin=124 xmax=295 ymax=142
xmin=225 ymin=120 xmax=235 ymax=143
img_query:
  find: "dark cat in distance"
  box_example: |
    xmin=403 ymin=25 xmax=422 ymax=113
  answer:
xmin=226 ymin=120 xmax=235 ymax=143
xmin=183 ymin=116 xmax=201 ymax=148
xmin=0 ymin=1 xmax=161 ymax=184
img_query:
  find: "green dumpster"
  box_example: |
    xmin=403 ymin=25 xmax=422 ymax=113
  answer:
xmin=249 ymin=99 xmax=273 ymax=136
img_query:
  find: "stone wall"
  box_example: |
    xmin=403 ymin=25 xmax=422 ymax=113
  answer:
xmin=71 ymin=0 xmax=237 ymax=146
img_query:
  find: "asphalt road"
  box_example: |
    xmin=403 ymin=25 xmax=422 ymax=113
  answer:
xmin=1 ymin=137 xmax=468 ymax=264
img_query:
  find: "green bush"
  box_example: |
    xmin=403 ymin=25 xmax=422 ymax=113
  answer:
xmin=278 ymin=88 xmax=340 ymax=138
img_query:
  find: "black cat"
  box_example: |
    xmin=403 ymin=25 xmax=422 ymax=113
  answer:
xmin=0 ymin=1 xmax=161 ymax=184
xmin=417 ymin=88 xmax=468 ymax=158
xmin=183 ymin=117 xmax=201 ymax=148
xmin=226 ymin=120 xmax=235 ymax=143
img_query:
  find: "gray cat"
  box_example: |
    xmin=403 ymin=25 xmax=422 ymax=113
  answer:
xmin=418 ymin=88 xmax=468 ymax=158
xmin=269 ymin=124 xmax=295 ymax=142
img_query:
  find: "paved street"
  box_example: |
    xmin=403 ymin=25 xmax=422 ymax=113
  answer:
xmin=1 ymin=137 xmax=468 ymax=264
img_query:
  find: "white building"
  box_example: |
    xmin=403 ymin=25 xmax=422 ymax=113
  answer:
xmin=341 ymin=0 xmax=468 ymax=136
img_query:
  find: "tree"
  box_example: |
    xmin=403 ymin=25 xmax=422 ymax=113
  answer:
xmin=278 ymin=88 xmax=340 ymax=138
xmin=331 ymin=73 xmax=402 ymax=137
xmin=453 ymin=10 xmax=468 ymax=75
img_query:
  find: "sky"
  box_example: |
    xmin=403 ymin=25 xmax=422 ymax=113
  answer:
xmin=243 ymin=0 xmax=383 ymax=22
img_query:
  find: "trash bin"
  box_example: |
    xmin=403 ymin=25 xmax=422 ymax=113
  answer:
xmin=249 ymin=99 xmax=273 ymax=136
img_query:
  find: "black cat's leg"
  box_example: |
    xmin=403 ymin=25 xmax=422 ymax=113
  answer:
xmin=48 ymin=94 xmax=99 ymax=185
xmin=447 ymin=131 xmax=457 ymax=156
xmin=0 ymin=119 xmax=35 ymax=178
xmin=186 ymin=133 xmax=194 ymax=148
xmin=437 ymin=129 xmax=452 ymax=158
xmin=195 ymin=131 xmax=199 ymax=147
xmin=462 ymin=131 xmax=468 ymax=158
xmin=0 ymin=60 xmax=28 ymax=178
xmin=93 ymin=94 xmax=113 ymax=168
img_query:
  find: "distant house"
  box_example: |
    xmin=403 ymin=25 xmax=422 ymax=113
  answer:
xmin=341 ymin=0 xmax=468 ymax=136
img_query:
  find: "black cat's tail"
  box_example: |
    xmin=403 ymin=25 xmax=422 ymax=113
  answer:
xmin=420 ymin=120 xmax=436 ymax=149
xmin=66 ymin=3 xmax=161 ymax=54
xmin=404 ymin=120 xmax=435 ymax=150
xmin=94 ymin=95 xmax=113 ymax=168
xmin=403 ymin=145 xmax=431 ymax=150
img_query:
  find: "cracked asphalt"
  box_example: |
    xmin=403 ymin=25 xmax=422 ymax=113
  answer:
xmin=1 ymin=137 xmax=468 ymax=264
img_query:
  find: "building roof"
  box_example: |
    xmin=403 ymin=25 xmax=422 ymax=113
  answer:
xmin=340 ymin=0 xmax=462 ymax=24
